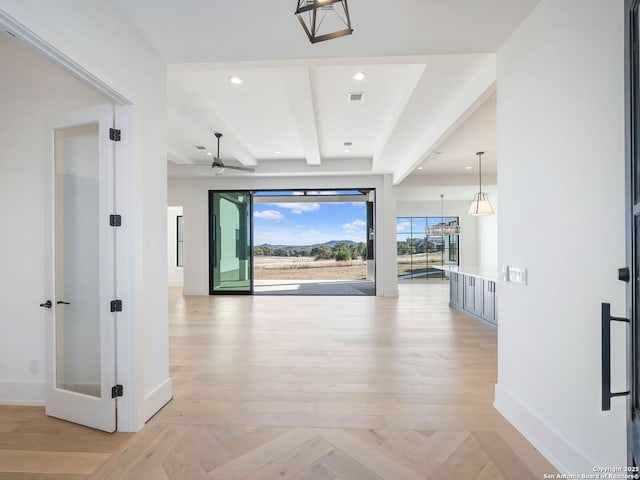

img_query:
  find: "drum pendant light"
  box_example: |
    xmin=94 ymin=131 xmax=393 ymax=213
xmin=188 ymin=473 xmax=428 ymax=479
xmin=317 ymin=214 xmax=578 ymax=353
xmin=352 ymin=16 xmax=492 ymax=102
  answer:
xmin=468 ymin=151 xmax=495 ymax=216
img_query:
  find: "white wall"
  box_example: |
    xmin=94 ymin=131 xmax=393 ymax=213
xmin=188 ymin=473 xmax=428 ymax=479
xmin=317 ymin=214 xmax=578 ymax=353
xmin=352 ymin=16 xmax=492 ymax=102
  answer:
xmin=396 ymin=186 xmax=499 ymax=269
xmin=168 ymin=175 xmax=399 ymax=297
xmin=167 ymin=207 xmax=184 ymax=287
xmin=0 ymin=34 xmax=107 ymax=404
xmin=495 ymin=0 xmax=626 ymax=473
xmin=0 ymin=2 xmax=171 ymax=429
xmin=477 ymin=195 xmax=498 ymax=267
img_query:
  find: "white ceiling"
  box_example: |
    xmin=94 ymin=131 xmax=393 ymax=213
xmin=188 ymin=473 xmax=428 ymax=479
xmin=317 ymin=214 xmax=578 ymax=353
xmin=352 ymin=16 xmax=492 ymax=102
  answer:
xmin=111 ymin=0 xmax=540 ymax=184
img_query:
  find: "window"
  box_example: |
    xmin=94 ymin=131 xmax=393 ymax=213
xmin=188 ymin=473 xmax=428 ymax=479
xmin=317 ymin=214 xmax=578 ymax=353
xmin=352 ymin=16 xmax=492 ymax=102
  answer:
xmin=396 ymin=216 xmax=459 ymax=281
xmin=176 ymin=215 xmax=184 ymax=267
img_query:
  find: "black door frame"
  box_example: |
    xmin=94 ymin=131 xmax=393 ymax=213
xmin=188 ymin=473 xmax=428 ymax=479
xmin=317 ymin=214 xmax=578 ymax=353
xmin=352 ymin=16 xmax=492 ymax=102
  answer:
xmin=627 ymin=0 xmax=639 ymax=467
xmin=208 ymin=190 xmax=254 ymax=295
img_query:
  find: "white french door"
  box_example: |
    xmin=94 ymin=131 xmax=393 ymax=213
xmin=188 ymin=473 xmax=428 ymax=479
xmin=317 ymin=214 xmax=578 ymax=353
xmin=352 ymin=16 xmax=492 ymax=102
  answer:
xmin=43 ymin=104 xmax=117 ymax=432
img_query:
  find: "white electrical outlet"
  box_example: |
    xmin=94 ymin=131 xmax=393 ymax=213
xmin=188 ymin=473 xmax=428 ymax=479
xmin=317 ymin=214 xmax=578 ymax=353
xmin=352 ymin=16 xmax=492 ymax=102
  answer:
xmin=29 ymin=360 xmax=39 ymax=374
xmin=508 ymin=266 xmax=527 ymax=285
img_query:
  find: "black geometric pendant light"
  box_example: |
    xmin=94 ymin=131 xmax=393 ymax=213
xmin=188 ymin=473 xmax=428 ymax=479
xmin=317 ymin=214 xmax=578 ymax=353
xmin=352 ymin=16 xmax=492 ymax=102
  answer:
xmin=295 ymin=0 xmax=353 ymax=44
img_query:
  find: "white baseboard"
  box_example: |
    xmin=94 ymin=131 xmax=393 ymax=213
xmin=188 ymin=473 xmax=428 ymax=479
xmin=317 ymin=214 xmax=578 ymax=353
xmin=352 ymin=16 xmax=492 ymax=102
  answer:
xmin=494 ymin=383 xmax=591 ymax=474
xmin=143 ymin=377 xmax=172 ymax=423
xmin=0 ymin=381 xmax=45 ymax=405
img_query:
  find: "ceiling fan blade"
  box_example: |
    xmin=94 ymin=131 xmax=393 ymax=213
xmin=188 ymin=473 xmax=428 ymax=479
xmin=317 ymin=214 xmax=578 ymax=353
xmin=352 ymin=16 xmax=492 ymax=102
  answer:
xmin=172 ymin=162 xmax=255 ymax=173
xmin=224 ymin=165 xmax=255 ymax=172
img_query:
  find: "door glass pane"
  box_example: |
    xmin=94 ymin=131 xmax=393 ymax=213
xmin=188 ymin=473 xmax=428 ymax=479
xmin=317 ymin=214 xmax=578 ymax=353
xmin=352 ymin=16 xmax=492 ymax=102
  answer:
xmin=54 ymin=123 xmax=101 ymax=397
xmin=177 ymin=215 xmax=184 ymax=267
xmin=212 ymin=192 xmax=251 ymax=293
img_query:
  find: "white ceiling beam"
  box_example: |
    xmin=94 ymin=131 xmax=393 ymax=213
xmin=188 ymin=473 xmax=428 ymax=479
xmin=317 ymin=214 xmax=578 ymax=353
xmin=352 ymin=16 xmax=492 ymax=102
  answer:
xmin=167 ymin=150 xmax=189 ymax=165
xmin=391 ymin=56 xmax=497 ymax=185
xmin=279 ymin=67 xmax=321 ymax=166
xmin=371 ymin=64 xmax=427 ymax=170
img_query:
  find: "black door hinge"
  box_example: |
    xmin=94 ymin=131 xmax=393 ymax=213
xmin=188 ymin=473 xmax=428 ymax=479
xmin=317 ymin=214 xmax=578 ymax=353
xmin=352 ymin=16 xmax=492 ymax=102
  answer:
xmin=109 ymin=214 xmax=122 ymax=227
xmin=111 ymin=384 xmax=123 ymax=398
xmin=109 ymin=128 xmax=121 ymax=141
xmin=110 ymin=300 xmax=123 ymax=312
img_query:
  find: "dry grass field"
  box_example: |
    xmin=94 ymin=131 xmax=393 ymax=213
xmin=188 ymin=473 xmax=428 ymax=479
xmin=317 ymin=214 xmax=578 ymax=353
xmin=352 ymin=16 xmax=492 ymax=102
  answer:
xmin=254 ymin=256 xmax=367 ymax=280
xmin=253 ymin=255 xmax=451 ymax=280
xmin=397 ymin=252 xmax=445 ymax=277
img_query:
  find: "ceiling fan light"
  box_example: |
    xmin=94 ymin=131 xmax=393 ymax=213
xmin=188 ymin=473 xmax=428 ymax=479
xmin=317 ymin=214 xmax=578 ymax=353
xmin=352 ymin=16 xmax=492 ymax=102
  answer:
xmin=212 ymin=162 xmax=225 ymax=176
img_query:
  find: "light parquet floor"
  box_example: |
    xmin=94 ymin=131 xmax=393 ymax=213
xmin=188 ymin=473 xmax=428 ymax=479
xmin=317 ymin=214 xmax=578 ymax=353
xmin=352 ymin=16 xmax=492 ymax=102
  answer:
xmin=0 ymin=284 xmax=558 ymax=479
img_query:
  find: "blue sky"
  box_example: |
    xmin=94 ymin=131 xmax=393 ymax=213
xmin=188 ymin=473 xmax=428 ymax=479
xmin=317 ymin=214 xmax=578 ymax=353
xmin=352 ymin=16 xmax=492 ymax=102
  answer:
xmin=253 ymin=198 xmax=367 ymax=246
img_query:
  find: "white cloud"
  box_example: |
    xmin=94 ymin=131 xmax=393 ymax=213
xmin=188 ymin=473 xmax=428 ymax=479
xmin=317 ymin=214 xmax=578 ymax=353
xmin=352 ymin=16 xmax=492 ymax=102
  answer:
xmin=342 ymin=219 xmax=367 ymax=231
xmin=273 ymin=202 xmax=321 ymax=214
xmin=396 ymin=221 xmax=411 ymax=232
xmin=254 ymin=210 xmax=285 ymax=221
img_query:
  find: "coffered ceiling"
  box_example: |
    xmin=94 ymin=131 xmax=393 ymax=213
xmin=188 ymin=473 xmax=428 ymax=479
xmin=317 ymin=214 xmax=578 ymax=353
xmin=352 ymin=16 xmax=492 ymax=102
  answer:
xmin=111 ymin=0 xmax=539 ymax=184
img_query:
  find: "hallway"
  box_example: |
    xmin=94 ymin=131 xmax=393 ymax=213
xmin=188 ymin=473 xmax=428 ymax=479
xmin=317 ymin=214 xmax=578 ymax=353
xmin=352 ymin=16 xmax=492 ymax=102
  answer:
xmin=0 ymin=285 xmax=555 ymax=478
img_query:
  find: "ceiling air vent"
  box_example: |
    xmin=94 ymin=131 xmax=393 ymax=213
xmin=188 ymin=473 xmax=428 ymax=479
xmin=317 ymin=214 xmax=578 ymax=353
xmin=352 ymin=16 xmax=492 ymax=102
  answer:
xmin=195 ymin=145 xmax=207 ymax=150
xmin=348 ymin=92 xmax=365 ymax=103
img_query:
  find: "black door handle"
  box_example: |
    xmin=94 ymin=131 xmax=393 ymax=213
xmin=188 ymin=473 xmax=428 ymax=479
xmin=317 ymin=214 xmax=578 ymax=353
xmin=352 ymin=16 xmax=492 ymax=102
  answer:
xmin=601 ymin=302 xmax=630 ymax=410
xmin=56 ymin=301 xmax=70 ymax=305
xmin=618 ymin=267 xmax=630 ymax=282
xmin=39 ymin=300 xmax=52 ymax=308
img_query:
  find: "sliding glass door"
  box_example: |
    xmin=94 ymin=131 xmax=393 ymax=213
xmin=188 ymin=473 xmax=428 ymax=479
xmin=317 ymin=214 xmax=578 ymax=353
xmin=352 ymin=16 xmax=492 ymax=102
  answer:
xmin=209 ymin=191 xmax=252 ymax=294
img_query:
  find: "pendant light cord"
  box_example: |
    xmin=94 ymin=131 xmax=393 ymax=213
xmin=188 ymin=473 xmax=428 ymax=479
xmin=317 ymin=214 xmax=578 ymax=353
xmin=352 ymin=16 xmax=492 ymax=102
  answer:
xmin=476 ymin=151 xmax=485 ymax=196
xmin=478 ymin=152 xmax=482 ymax=195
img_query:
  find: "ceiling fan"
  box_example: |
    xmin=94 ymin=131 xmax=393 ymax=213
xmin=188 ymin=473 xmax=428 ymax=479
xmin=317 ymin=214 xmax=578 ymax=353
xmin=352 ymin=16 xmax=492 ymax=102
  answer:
xmin=210 ymin=132 xmax=255 ymax=175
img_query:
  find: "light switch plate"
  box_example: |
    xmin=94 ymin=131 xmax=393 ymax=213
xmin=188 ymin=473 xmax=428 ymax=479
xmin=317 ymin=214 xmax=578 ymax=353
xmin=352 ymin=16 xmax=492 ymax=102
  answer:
xmin=508 ymin=266 xmax=527 ymax=285
xmin=501 ymin=265 xmax=510 ymax=282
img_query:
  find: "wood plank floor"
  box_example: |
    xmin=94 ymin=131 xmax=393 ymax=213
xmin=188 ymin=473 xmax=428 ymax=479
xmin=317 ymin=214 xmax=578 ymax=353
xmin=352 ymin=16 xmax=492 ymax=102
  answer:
xmin=0 ymin=284 xmax=558 ymax=479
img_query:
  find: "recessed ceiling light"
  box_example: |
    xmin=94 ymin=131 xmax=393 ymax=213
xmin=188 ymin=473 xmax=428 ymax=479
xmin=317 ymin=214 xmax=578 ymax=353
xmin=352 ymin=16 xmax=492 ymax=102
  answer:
xmin=206 ymin=152 xmax=213 ymax=156
xmin=465 ymin=166 xmax=473 ymax=170
xmin=274 ymin=150 xmax=282 ymax=155
xmin=417 ymin=166 xmax=424 ymax=170
xmin=344 ymin=148 xmax=351 ymax=153
xmin=229 ymin=76 xmax=243 ymax=85
xmin=352 ymin=72 xmax=365 ymax=81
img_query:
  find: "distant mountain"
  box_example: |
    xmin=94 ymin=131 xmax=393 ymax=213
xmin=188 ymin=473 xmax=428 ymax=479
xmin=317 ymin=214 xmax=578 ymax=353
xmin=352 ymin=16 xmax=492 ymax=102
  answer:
xmin=258 ymin=240 xmax=360 ymax=249
xmin=319 ymin=240 xmax=358 ymax=248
